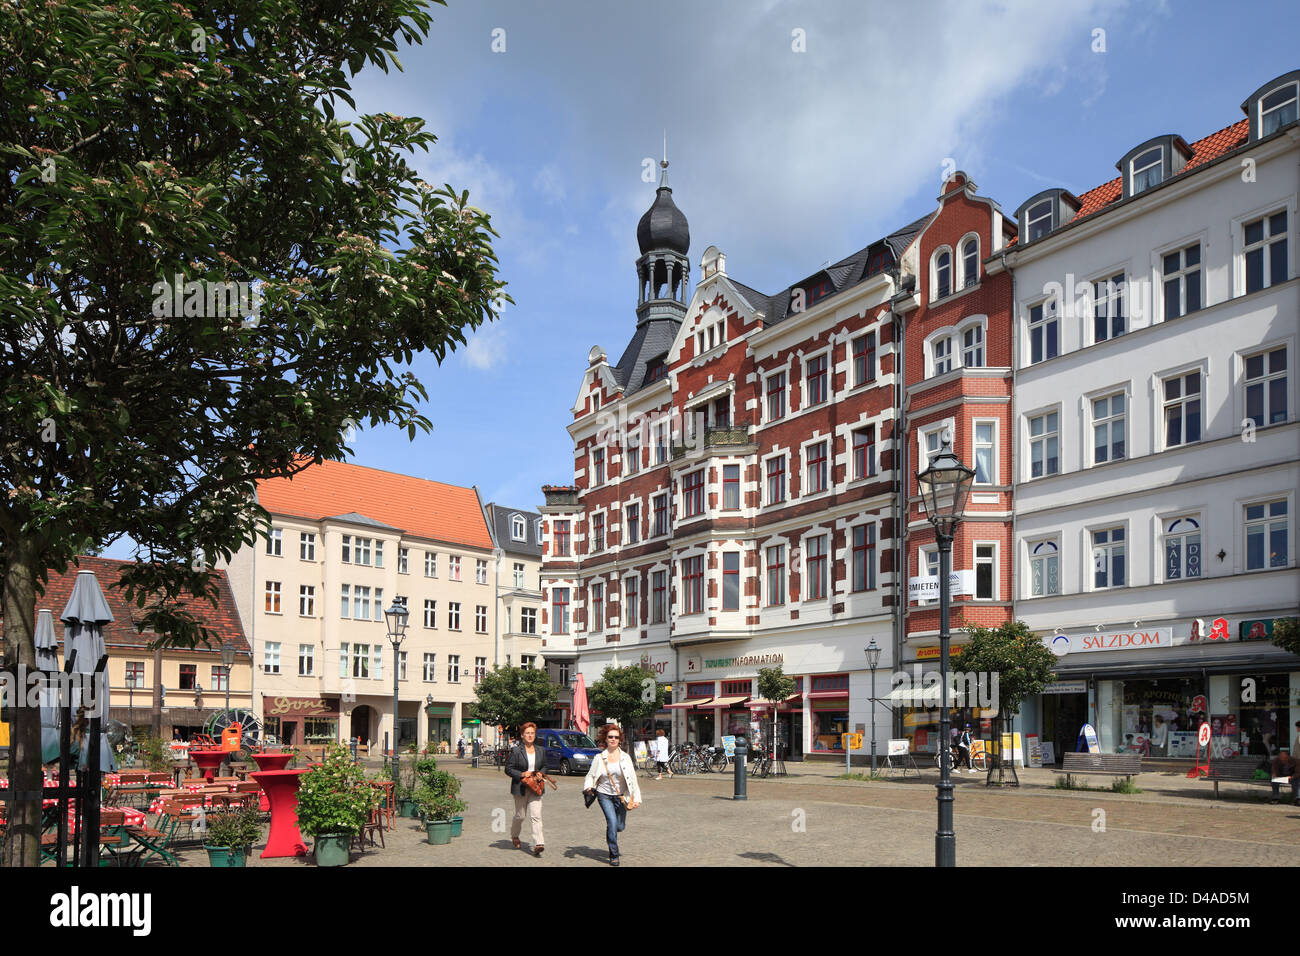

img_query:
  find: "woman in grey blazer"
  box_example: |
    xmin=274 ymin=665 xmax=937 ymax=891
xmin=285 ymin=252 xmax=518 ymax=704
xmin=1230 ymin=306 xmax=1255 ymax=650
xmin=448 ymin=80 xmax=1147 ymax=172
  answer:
xmin=504 ymin=722 xmax=547 ymax=856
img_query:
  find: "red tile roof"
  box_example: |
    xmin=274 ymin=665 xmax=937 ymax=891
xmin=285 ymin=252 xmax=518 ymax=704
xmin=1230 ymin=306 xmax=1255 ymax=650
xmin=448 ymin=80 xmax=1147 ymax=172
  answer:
xmin=0 ymin=556 xmax=248 ymax=653
xmin=256 ymin=459 xmax=493 ymax=550
xmin=1070 ymin=119 xmax=1250 ymax=224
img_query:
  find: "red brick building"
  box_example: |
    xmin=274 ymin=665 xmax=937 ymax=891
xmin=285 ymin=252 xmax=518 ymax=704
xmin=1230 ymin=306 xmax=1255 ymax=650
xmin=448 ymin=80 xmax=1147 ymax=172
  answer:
xmin=892 ymin=172 xmax=1017 ymax=756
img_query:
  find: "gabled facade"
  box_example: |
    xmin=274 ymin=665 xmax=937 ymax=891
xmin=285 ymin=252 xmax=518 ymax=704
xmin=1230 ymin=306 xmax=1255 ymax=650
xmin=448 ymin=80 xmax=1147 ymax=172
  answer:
xmin=1004 ymin=69 xmax=1300 ymax=762
xmin=541 ymin=165 xmax=917 ymax=759
xmin=893 ymin=172 xmax=1019 ymax=758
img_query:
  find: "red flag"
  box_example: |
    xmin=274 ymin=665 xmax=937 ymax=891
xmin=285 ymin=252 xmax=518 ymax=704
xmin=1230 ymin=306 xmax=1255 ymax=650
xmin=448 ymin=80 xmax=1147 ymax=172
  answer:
xmin=572 ymin=673 xmax=590 ymax=735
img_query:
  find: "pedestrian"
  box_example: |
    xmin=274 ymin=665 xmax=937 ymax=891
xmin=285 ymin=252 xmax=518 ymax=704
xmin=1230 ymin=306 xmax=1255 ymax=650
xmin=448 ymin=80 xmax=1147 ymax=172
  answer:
xmin=583 ymin=722 xmax=641 ymax=866
xmin=955 ymin=724 xmax=973 ymax=772
xmin=653 ymin=728 xmax=672 ymax=780
xmin=504 ymin=722 xmax=552 ymax=856
xmin=1270 ymin=748 xmax=1300 ymax=805
xmin=457 ymin=734 xmax=466 ymax=759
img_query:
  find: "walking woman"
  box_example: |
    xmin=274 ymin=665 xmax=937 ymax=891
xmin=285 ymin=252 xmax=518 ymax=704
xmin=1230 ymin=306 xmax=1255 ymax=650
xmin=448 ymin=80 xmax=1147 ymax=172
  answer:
xmin=582 ymin=723 xmax=641 ymax=865
xmin=504 ymin=722 xmax=548 ymax=856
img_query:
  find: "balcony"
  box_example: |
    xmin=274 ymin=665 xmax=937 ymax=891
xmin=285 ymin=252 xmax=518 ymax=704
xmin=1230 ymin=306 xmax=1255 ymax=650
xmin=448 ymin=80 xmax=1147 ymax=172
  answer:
xmin=672 ymin=423 xmax=753 ymax=459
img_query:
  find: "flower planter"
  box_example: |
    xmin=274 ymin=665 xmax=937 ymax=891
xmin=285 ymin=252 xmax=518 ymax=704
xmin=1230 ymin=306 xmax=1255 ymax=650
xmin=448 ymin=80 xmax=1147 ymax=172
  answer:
xmin=399 ymin=799 xmax=418 ymax=818
xmin=313 ymin=833 xmax=352 ymax=867
xmin=450 ymin=816 xmax=463 ymax=837
xmin=425 ymin=820 xmax=453 ymax=845
xmin=205 ymin=845 xmax=248 ymax=867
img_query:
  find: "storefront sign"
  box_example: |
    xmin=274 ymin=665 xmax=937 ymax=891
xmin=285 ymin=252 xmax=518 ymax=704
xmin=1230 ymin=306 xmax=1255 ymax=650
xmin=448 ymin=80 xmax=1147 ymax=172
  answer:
xmin=1042 ymin=681 xmax=1088 ymax=695
xmin=1026 ymin=734 xmax=1043 ymax=768
xmin=1240 ymin=618 xmax=1295 ymax=641
xmin=1079 ymin=723 xmax=1100 ymax=753
xmin=915 ymin=645 xmax=965 ymax=660
xmin=907 ymin=570 xmax=975 ymax=600
xmin=1188 ymin=618 xmax=1231 ymax=642
xmin=638 ymin=651 xmax=670 ymax=676
xmin=1045 ymin=628 xmax=1173 ymax=655
xmin=684 ymin=655 xmax=702 ymax=675
xmin=265 ymin=696 xmax=337 ymax=717
xmin=701 ymin=653 xmax=784 ymax=670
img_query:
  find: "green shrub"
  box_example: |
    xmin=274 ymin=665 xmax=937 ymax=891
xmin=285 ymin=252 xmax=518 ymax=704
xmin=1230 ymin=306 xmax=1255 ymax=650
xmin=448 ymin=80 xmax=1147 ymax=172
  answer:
xmin=205 ymin=803 xmax=263 ymax=849
xmin=140 ymin=735 xmax=171 ymax=773
xmin=295 ymin=744 xmax=380 ymax=836
xmin=1110 ymin=778 xmax=1142 ymax=794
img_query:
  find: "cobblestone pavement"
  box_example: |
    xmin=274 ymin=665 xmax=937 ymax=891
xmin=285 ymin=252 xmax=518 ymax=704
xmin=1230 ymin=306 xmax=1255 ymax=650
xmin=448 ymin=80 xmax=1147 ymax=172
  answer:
xmin=167 ymin=759 xmax=1300 ymax=867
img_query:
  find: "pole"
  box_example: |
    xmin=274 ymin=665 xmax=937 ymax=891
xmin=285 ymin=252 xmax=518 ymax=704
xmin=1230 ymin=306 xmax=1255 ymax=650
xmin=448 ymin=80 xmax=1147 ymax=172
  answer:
xmin=392 ymin=639 xmax=401 ymax=792
xmin=870 ymin=663 xmax=877 ymax=774
xmin=733 ymin=732 xmax=747 ymax=800
xmin=936 ymin=529 xmax=955 ymax=867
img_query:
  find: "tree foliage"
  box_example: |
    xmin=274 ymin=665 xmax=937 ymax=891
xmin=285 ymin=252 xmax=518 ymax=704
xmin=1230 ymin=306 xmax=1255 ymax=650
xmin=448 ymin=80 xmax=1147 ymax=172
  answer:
xmin=756 ymin=665 xmax=795 ymax=705
xmin=1271 ymin=618 xmax=1300 ymax=657
xmin=586 ymin=664 xmax=667 ymax=739
xmin=956 ymin=619 xmax=1058 ymax=717
xmin=0 ymin=0 xmax=505 ymax=866
xmin=469 ymin=666 xmax=557 ymax=738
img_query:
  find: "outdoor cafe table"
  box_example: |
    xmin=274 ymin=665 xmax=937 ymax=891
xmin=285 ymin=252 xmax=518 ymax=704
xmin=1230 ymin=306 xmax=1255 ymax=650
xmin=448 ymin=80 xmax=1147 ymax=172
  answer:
xmin=188 ymin=749 xmax=229 ymax=784
xmin=250 ymin=752 xmax=294 ymax=810
xmin=251 ymin=768 xmax=309 ymax=859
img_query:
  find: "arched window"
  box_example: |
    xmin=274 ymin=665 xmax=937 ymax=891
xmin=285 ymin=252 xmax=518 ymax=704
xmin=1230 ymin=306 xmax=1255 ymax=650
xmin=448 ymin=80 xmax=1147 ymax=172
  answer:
xmin=935 ymin=249 xmax=952 ymax=299
xmin=511 ymin=515 xmax=525 ymax=542
xmin=961 ymin=237 xmax=979 ymax=288
xmin=1164 ymin=517 xmax=1201 ymax=580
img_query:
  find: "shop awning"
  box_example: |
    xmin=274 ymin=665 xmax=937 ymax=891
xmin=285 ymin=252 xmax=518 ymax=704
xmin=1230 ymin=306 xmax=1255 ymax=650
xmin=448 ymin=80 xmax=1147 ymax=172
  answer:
xmin=746 ymin=693 xmax=802 ymax=709
xmin=806 ymin=690 xmax=849 ymax=700
xmin=710 ymin=695 xmax=750 ymax=708
xmin=887 ymin=686 xmax=967 ymax=705
xmin=664 ymin=697 xmax=712 ymax=710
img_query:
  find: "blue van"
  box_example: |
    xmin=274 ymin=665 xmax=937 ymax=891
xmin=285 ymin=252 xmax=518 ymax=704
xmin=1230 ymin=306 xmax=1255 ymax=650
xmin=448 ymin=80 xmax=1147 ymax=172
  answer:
xmin=541 ymin=729 xmax=601 ymax=776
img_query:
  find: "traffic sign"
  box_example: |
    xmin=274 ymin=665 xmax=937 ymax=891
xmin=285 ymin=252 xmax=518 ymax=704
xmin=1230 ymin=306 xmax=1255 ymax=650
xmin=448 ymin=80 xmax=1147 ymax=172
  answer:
xmin=842 ymin=733 xmax=863 ymax=750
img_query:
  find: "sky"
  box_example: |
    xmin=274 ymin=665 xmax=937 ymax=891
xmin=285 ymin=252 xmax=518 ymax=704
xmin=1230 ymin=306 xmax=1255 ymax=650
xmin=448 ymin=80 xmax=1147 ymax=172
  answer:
xmin=98 ymin=0 xmax=1300 ymax=558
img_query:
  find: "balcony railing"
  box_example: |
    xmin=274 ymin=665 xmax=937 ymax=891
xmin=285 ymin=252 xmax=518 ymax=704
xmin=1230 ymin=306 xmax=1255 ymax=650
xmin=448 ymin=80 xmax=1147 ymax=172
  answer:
xmin=671 ymin=424 xmax=752 ymax=458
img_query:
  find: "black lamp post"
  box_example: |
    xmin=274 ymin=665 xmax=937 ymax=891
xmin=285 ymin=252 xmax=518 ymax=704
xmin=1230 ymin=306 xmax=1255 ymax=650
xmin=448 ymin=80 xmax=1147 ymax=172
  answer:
xmin=865 ymin=639 xmax=881 ymax=773
xmin=384 ymin=601 xmax=410 ymax=790
xmin=916 ymin=433 xmax=975 ymax=869
xmin=220 ymin=641 xmax=236 ymax=716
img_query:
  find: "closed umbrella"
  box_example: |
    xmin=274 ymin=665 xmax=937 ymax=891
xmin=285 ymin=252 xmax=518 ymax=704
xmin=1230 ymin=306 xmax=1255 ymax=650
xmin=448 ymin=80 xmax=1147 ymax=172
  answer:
xmin=35 ymin=608 xmax=62 ymax=763
xmin=572 ymin=673 xmax=590 ymax=735
xmin=61 ymin=570 xmax=115 ymax=772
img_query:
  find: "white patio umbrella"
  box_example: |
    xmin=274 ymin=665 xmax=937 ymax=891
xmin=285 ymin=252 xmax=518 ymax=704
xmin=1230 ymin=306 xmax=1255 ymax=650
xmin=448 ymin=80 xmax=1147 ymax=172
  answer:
xmin=35 ymin=608 xmax=62 ymax=763
xmin=60 ymin=570 xmax=116 ymax=771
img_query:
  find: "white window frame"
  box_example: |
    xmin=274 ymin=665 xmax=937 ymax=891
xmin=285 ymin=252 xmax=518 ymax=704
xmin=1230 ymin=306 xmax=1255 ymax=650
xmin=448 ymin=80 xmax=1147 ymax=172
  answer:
xmin=1159 ymin=364 xmax=1205 ymax=451
xmin=520 ymin=607 xmax=537 ymax=635
xmin=1025 ymin=199 xmax=1054 ymax=241
xmin=625 ymin=429 xmax=641 ymax=475
xmin=961 ymin=323 xmax=985 ymax=368
xmin=424 ymin=550 xmax=437 ymax=578
xmin=264 ymin=581 xmax=281 ymax=615
xmin=1234 ymin=201 xmax=1294 ymax=297
xmin=763 ymin=450 xmax=789 ymax=506
xmin=1241 ymin=342 xmax=1290 ymax=430
xmin=800 ymin=436 xmax=830 ymax=498
xmin=916 ymin=421 xmax=952 ymax=474
xmin=448 ymin=601 xmax=461 ymax=631
xmin=802 ymin=531 xmax=830 ymax=602
xmin=263 ymin=642 xmax=280 ymax=674
xmin=1158 ymin=238 xmax=1204 ymax=321
xmin=298 ymin=644 xmax=314 ymax=677
xmin=299 ymin=585 xmax=315 ymax=618
xmin=447 ymin=655 xmax=460 ymax=684
xmin=973 ymin=541 xmax=997 ymax=601
xmin=764 ymin=543 xmax=786 ymax=606
xmin=917 ymin=546 xmax=940 ymax=605
xmin=589 ymin=581 xmax=604 ymax=633
xmin=1025 ymin=406 xmax=1061 ymax=480
xmin=932 ymin=335 xmax=953 ymax=375
xmin=1242 ymin=496 xmax=1291 ymax=573
xmin=475 ymin=605 xmax=487 ymax=633
xmin=1026 ymin=538 xmax=1060 ymax=598
xmin=476 ymin=558 xmax=488 ymax=585
xmin=931 ymin=245 xmax=953 ymax=301
xmin=959 ymin=234 xmax=980 ymax=290
xmin=423 ymin=599 xmax=436 ymax=629
xmin=591 ymin=445 xmax=606 ymax=487
xmin=1258 ymin=80 xmax=1299 ymax=137
xmin=972 ymin=418 xmax=998 ymax=486
xmin=1130 ymin=145 xmax=1163 ymax=194
xmin=1026 ymin=296 xmax=1059 ymax=365
xmin=449 ymin=555 xmax=461 ymax=581
xmin=299 ymin=532 xmax=315 ymax=561
xmin=423 ymin=653 xmax=437 ymax=683
xmin=397 ymin=546 xmax=408 ymax=574
xmin=1161 ymin=514 xmax=1203 ymax=582
xmin=765 ymin=369 xmax=788 ymax=423
xmin=801 ymin=349 xmax=832 ymax=408
xmin=340 ymin=584 xmax=350 ymax=619
xmin=624 ymin=573 xmax=640 ymax=628
xmin=1089 ymin=524 xmax=1128 ymax=591
xmin=266 ymin=528 xmax=282 ymax=557
xmin=1087 ymin=386 xmax=1129 ymax=467
xmin=511 ymin=514 xmax=525 ymax=541
xmin=1089 ymin=269 xmax=1127 ymax=344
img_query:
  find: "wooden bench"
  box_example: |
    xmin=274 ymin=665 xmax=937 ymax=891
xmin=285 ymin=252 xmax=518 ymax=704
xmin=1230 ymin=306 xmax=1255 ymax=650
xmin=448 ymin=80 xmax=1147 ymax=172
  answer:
xmin=1053 ymin=752 xmax=1142 ymax=786
xmin=1200 ymin=757 xmax=1271 ymax=798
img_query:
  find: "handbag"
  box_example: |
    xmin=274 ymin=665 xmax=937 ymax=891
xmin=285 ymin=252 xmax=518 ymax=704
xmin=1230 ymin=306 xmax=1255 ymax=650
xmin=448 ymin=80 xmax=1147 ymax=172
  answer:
xmin=604 ymin=753 xmax=635 ymax=811
xmin=521 ymin=770 xmax=557 ymax=797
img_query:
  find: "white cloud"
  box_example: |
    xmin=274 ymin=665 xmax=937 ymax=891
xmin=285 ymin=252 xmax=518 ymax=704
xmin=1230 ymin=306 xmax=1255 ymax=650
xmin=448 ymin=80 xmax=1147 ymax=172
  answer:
xmin=462 ymin=320 xmax=509 ymax=371
xmin=532 ymin=163 xmax=566 ymax=204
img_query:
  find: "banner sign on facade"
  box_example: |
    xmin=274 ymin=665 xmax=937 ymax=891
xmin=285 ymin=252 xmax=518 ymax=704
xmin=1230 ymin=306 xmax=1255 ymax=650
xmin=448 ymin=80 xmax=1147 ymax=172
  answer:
xmin=907 ymin=570 xmax=976 ymax=600
xmin=265 ymin=696 xmax=338 ymax=717
xmin=1044 ymin=628 xmax=1173 ymax=655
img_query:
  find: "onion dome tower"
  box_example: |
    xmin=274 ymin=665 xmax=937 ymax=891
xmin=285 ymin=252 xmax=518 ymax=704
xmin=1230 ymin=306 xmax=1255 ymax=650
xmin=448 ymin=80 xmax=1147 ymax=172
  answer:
xmin=635 ymin=158 xmax=690 ymax=325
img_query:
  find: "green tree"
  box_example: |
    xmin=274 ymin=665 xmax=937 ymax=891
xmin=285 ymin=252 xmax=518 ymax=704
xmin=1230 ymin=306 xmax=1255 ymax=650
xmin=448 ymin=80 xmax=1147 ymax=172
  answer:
xmin=956 ymin=619 xmax=1057 ymax=783
xmin=1271 ymin=618 xmax=1300 ymax=657
xmin=469 ymin=667 xmax=557 ymax=740
xmin=586 ymin=664 xmax=667 ymax=759
xmin=0 ymin=0 xmax=505 ymax=866
xmin=756 ymin=665 xmax=795 ymax=756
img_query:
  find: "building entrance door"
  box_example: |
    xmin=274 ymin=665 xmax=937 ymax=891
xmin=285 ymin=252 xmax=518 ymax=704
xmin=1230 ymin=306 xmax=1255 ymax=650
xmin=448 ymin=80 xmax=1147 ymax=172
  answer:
xmin=351 ymin=706 xmax=372 ymax=746
xmin=1044 ymin=693 xmax=1088 ymax=764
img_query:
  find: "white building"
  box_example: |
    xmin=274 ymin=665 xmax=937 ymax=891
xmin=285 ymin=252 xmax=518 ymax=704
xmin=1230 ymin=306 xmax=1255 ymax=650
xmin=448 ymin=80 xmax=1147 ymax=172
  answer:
xmin=1005 ymin=70 xmax=1300 ymax=762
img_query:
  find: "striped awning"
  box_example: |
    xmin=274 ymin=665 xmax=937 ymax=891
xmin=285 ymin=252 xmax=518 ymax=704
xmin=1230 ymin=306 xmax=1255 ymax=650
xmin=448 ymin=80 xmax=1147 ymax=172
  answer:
xmin=887 ymin=685 xmax=967 ymax=705
xmin=664 ymin=697 xmax=713 ymax=710
xmin=710 ymin=695 xmax=750 ymax=708
xmin=746 ymin=693 xmax=802 ymax=709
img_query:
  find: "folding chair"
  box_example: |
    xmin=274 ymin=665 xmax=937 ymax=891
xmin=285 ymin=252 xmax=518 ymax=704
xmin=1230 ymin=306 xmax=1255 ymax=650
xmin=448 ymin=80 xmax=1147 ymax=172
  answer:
xmin=126 ymin=803 xmax=183 ymax=866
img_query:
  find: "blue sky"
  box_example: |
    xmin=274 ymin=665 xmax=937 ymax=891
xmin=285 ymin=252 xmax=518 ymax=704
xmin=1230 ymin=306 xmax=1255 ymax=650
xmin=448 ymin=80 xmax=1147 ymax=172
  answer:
xmin=99 ymin=0 xmax=1300 ymax=557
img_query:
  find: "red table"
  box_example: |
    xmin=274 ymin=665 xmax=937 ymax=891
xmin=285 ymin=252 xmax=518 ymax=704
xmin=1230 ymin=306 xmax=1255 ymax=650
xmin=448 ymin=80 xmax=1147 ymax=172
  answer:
xmin=250 ymin=752 xmax=293 ymax=811
xmin=189 ymin=749 xmax=229 ymax=784
xmin=251 ymin=768 xmax=309 ymax=859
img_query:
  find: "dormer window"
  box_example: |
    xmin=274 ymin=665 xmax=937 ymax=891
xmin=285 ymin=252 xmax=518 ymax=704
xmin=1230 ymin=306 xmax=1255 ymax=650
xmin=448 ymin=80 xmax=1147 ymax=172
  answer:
xmin=806 ymin=279 xmax=832 ymax=308
xmin=511 ymin=515 xmax=525 ymax=542
xmin=645 ymin=360 xmax=665 ymax=383
xmin=1260 ymin=82 xmax=1299 ymax=137
xmin=1130 ymin=146 xmax=1163 ymax=195
xmin=1025 ymin=200 xmax=1054 ymax=241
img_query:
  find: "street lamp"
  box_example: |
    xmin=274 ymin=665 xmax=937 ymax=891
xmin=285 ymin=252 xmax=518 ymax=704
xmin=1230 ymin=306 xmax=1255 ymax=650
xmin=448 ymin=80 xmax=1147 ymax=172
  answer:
xmin=384 ymin=601 xmax=410 ymax=791
xmin=916 ymin=433 xmax=975 ymax=869
xmin=220 ymin=641 xmax=236 ymax=716
xmin=865 ymin=639 xmax=882 ymax=774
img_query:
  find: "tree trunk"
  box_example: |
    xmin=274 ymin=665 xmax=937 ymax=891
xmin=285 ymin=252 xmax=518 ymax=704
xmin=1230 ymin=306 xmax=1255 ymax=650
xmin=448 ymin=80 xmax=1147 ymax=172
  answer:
xmin=2 ymin=543 xmax=41 ymax=867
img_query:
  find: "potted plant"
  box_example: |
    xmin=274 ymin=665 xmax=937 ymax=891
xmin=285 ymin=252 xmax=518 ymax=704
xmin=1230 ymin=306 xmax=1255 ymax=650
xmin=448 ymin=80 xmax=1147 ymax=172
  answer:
xmin=203 ymin=803 xmax=263 ymax=867
xmin=295 ymin=744 xmax=378 ymax=867
xmin=414 ymin=788 xmax=464 ymax=844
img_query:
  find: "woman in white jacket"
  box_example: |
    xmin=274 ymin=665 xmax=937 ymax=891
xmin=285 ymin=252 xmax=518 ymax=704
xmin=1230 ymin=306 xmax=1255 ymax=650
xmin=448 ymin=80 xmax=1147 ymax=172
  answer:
xmin=582 ymin=723 xmax=642 ymax=865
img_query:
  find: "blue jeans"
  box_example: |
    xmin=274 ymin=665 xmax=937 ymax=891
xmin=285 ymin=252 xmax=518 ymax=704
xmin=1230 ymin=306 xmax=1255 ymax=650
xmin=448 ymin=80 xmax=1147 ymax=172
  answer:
xmin=596 ymin=794 xmax=626 ymax=858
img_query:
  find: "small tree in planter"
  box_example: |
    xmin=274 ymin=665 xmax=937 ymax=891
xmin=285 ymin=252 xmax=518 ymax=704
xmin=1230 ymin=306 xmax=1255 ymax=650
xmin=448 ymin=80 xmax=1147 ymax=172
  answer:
xmin=203 ymin=804 xmax=264 ymax=867
xmin=413 ymin=788 xmax=465 ymax=844
xmin=295 ymin=744 xmax=379 ymax=867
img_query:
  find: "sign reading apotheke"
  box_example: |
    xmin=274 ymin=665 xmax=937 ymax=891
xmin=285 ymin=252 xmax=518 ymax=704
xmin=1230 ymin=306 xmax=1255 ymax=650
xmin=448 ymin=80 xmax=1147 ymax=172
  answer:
xmin=1045 ymin=628 xmax=1173 ymax=655
xmin=907 ymin=570 xmax=975 ymax=600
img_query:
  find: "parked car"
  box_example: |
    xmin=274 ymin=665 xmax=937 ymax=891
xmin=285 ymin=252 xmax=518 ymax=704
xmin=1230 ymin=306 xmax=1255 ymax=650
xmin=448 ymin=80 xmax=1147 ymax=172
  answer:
xmin=541 ymin=730 xmax=600 ymax=776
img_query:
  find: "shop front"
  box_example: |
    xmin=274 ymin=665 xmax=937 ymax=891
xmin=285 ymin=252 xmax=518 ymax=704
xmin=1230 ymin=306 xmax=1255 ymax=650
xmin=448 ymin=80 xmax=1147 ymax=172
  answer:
xmin=1038 ymin=617 xmax=1300 ymax=760
xmin=426 ymin=701 xmax=455 ymax=750
xmin=262 ymin=695 xmax=340 ymax=747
